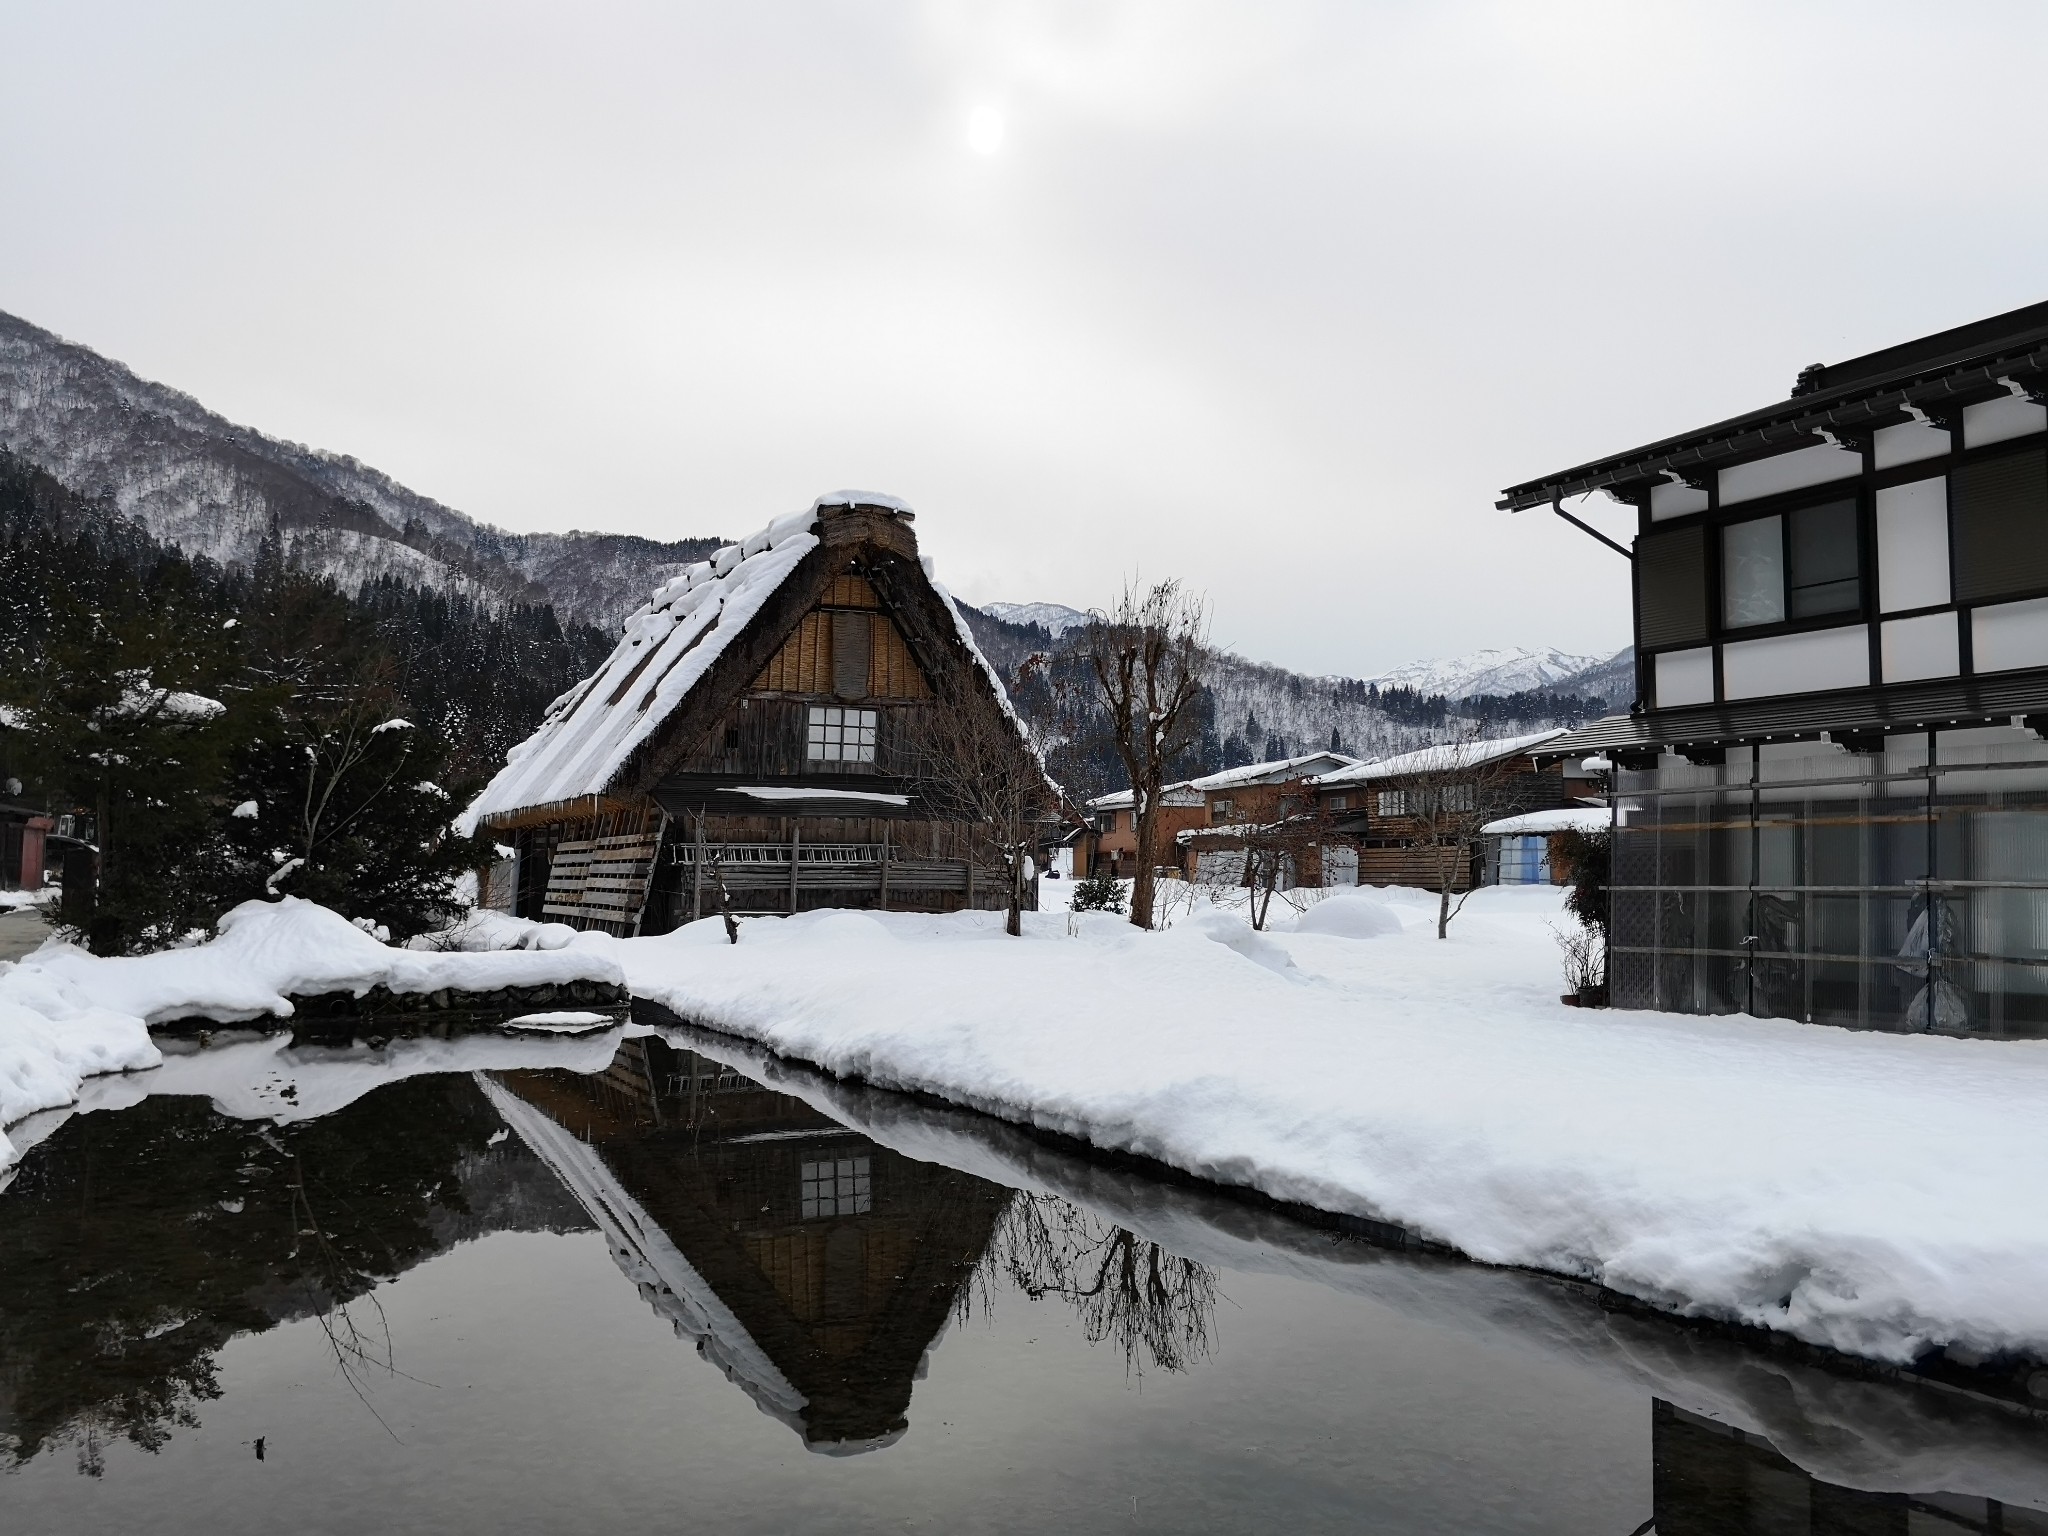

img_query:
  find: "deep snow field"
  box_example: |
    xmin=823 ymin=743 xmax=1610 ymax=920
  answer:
xmin=8 ymin=881 xmax=2048 ymax=1374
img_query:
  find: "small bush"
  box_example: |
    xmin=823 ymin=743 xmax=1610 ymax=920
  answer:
xmin=1551 ymin=825 xmax=1610 ymax=935
xmin=1070 ymin=871 xmax=1128 ymax=914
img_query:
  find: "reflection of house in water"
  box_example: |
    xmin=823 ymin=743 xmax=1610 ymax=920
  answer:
xmin=483 ymin=1038 xmax=1010 ymax=1452
xmin=1652 ymin=1398 xmax=2048 ymax=1534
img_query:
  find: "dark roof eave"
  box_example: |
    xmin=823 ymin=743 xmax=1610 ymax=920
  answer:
xmin=1497 ymin=338 xmax=2048 ymax=513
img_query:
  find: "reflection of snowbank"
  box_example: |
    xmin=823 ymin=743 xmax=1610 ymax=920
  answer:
xmin=663 ymin=1022 xmax=2048 ymax=1510
xmin=600 ymin=886 xmax=2048 ymax=1373
xmin=0 ymin=897 xmax=625 ymax=1176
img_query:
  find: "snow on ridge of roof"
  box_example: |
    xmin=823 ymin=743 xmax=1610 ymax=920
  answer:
xmin=1312 ymin=729 xmax=1569 ymax=786
xmin=1186 ymin=752 xmax=1361 ymax=792
xmin=1480 ymin=805 xmax=1610 ymax=836
xmin=813 ymin=489 xmax=914 ymax=518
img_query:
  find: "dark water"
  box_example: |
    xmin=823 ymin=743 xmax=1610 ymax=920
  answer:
xmin=2 ymin=1028 xmax=2045 ymax=1535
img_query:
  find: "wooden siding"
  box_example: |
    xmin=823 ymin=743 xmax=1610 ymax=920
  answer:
xmin=752 ymin=604 xmax=931 ymax=700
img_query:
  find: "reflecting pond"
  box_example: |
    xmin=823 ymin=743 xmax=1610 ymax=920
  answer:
xmin=2 ymin=1026 xmax=2045 ymax=1534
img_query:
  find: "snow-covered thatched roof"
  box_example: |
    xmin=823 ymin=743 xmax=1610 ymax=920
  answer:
xmin=1311 ymin=729 xmax=1567 ymax=787
xmin=459 ymin=492 xmax=1015 ymax=833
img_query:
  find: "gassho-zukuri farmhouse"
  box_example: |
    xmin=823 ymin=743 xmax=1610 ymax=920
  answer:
xmin=459 ymin=491 xmax=1053 ymax=933
xmin=1505 ymin=299 xmax=2048 ymax=1037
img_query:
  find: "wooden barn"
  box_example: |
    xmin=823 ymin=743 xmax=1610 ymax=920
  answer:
xmin=462 ymin=493 xmax=1055 ymax=933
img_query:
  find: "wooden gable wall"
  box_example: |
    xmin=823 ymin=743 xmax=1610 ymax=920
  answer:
xmin=751 ymin=569 xmax=933 ymax=701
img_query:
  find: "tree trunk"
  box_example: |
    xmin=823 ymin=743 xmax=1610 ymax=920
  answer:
xmin=1130 ymin=801 xmax=1159 ymax=929
xmin=1007 ymin=844 xmax=1024 ymax=938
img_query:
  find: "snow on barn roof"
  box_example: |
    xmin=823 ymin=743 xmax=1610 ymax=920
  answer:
xmin=458 ymin=491 xmax=1013 ymax=834
xmin=1312 ymin=729 xmax=1567 ymax=786
xmin=1086 ymin=783 xmax=1202 ymax=811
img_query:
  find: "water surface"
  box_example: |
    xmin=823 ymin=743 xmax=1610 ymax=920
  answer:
xmin=2 ymin=1028 xmax=2043 ymax=1534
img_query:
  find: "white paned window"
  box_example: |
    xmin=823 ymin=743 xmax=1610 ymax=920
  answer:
xmin=1718 ymin=444 xmax=1861 ymax=506
xmin=1880 ymin=613 xmax=1959 ymax=683
xmin=1376 ymin=790 xmax=1407 ymax=817
xmin=1211 ymin=797 xmax=1235 ymax=821
xmin=1875 ymin=478 xmax=1951 ymax=613
xmin=1655 ymin=647 xmax=1715 ymax=707
xmin=805 ymin=705 xmax=878 ymax=763
xmin=1963 ymin=395 xmax=2048 ymax=449
xmin=1872 ymin=420 xmax=1951 ymax=470
xmin=1972 ymin=597 xmax=2048 ymax=674
xmin=1721 ymin=625 xmax=1869 ymax=699
xmin=800 ymin=1156 xmax=871 ymax=1219
xmin=1723 ymin=516 xmax=1787 ymax=628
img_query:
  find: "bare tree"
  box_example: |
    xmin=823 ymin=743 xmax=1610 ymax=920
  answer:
xmin=903 ymin=691 xmax=1057 ymax=937
xmin=1381 ymin=732 xmax=1525 ymax=939
xmin=1081 ymin=579 xmax=1209 ymax=930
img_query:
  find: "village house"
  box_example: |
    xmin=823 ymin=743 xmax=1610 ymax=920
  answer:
xmin=462 ymin=493 xmax=1057 ymax=933
xmin=1074 ymin=781 xmax=1205 ymax=881
xmin=1500 ymin=299 xmax=2048 ymax=1036
xmin=1479 ymin=805 xmax=1613 ymax=886
xmin=1309 ymin=731 xmax=1581 ymax=891
xmin=1174 ymin=751 xmax=1362 ymax=887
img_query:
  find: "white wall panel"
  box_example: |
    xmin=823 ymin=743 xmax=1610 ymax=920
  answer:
xmin=1654 ymin=646 xmax=1715 ymax=707
xmin=1963 ymin=395 xmax=2047 ymax=448
xmin=1875 ymin=476 xmax=1950 ymax=612
xmin=1873 ymin=421 xmax=1951 ymax=469
xmin=1718 ymin=443 xmax=1863 ymax=506
xmin=1722 ymin=625 xmax=1869 ymax=699
xmin=1880 ymin=613 xmax=1959 ymax=683
xmin=1972 ymin=596 xmax=2048 ymax=674
xmin=1650 ymin=479 xmax=1709 ymax=521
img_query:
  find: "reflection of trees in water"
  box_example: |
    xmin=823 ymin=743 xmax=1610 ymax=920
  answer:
xmin=0 ymin=1075 xmax=569 ymax=1474
xmin=979 ymin=1193 xmax=1219 ymax=1377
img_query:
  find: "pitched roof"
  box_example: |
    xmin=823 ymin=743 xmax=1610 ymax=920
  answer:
xmin=1186 ymin=752 xmax=1360 ymax=791
xmin=459 ymin=492 xmax=1013 ymax=831
xmin=1312 ymin=729 xmax=1566 ymax=786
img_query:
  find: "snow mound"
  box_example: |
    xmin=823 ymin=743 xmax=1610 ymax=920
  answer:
xmin=1288 ymin=890 xmax=1405 ymax=939
xmin=1174 ymin=907 xmax=1298 ymax=977
xmin=0 ymin=898 xmax=626 ymax=1180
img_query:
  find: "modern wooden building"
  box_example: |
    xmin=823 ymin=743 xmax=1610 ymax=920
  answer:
xmin=1309 ymin=731 xmax=1577 ymax=890
xmin=1076 ymin=782 xmax=1206 ymax=880
xmin=1500 ymin=300 xmax=2048 ymax=1035
xmin=463 ymin=493 xmax=1056 ymax=933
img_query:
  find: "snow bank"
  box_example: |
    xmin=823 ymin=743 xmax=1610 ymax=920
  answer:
xmin=602 ymin=887 xmax=2048 ymax=1368
xmin=1284 ymin=889 xmax=1404 ymax=939
xmin=0 ymin=898 xmax=624 ymax=1179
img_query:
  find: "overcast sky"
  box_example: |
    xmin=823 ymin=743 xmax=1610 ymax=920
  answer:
xmin=4 ymin=2 xmax=2046 ymax=676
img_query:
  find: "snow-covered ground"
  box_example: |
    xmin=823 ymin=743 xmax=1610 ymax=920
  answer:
xmin=0 ymin=897 xmax=624 ymax=1175
xmin=582 ymin=886 xmax=2048 ymax=1370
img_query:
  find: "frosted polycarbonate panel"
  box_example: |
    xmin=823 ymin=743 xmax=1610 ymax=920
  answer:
xmin=1872 ymin=421 xmax=1951 ymax=469
xmin=1880 ymin=613 xmax=1959 ymax=683
xmin=1718 ymin=443 xmax=1862 ymax=506
xmin=1721 ymin=625 xmax=1869 ymax=699
xmin=1875 ymin=476 xmax=1950 ymax=612
xmin=1963 ymin=395 xmax=2048 ymax=448
xmin=1650 ymin=479 xmax=1709 ymax=521
xmin=1722 ymin=515 xmax=1785 ymax=627
xmin=1972 ymin=596 xmax=2048 ymax=674
xmin=1655 ymin=646 xmax=1714 ymax=707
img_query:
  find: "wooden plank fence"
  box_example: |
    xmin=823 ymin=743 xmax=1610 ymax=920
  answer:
xmin=544 ymin=832 xmax=662 ymax=930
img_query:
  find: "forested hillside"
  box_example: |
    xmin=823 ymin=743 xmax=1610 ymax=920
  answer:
xmin=0 ymin=310 xmax=722 ymax=629
xmin=0 ymin=451 xmax=611 ymax=950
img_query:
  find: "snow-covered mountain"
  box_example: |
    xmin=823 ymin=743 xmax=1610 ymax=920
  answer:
xmin=1366 ymin=645 xmax=1611 ymax=700
xmin=0 ymin=309 xmax=721 ymax=630
xmin=979 ymin=600 xmax=1092 ymax=636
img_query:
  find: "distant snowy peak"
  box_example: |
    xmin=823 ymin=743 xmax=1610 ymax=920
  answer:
xmin=1366 ymin=646 xmax=1612 ymax=700
xmin=979 ymin=601 xmax=1092 ymax=636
